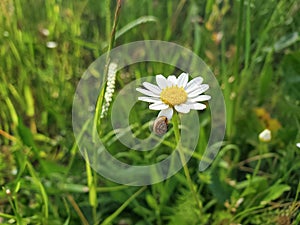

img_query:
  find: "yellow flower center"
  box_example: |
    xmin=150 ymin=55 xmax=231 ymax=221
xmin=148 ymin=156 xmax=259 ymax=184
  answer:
xmin=160 ymin=86 xmax=187 ymax=106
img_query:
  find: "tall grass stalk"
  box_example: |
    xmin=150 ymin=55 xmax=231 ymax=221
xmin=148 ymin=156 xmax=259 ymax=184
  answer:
xmin=234 ymin=0 xmax=285 ymax=120
xmin=26 ymin=161 xmax=49 ymax=224
xmin=227 ymin=0 xmax=244 ymax=138
xmin=93 ymin=0 xmax=122 ymax=141
xmin=84 ymin=150 xmax=98 ymax=224
xmin=67 ymin=194 xmax=90 ymax=225
xmin=244 ymin=0 xmax=251 ymax=70
xmin=89 ymin=1 xmax=122 ymax=223
xmin=100 ymin=186 xmax=147 ymax=225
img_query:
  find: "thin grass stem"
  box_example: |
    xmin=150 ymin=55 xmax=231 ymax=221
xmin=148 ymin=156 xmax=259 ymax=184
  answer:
xmin=93 ymin=0 xmax=122 ymax=141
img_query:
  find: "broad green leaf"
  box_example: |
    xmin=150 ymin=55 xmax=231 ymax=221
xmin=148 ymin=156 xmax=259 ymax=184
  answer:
xmin=260 ymin=184 xmax=291 ymax=205
xmin=146 ymin=194 xmax=157 ymax=209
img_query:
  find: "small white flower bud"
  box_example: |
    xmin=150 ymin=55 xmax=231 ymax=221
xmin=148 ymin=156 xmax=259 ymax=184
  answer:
xmin=259 ymin=129 xmax=271 ymax=142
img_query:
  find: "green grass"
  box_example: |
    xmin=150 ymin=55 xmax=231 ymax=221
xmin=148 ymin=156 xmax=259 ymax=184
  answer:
xmin=1 ymin=0 xmax=300 ymax=224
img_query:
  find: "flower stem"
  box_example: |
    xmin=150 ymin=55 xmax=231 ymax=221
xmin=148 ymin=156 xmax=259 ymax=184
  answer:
xmin=253 ymin=142 xmax=266 ymax=178
xmin=172 ymin=112 xmax=202 ymax=211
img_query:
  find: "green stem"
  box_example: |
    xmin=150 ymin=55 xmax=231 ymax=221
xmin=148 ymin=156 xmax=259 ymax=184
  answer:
xmin=253 ymin=143 xmax=266 ymax=178
xmin=93 ymin=0 xmax=122 ymax=141
xmin=172 ymin=112 xmax=202 ymax=211
xmin=100 ymin=186 xmax=147 ymax=225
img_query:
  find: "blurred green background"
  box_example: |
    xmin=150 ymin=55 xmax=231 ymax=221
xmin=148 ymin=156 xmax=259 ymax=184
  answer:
xmin=0 ymin=0 xmax=300 ymax=224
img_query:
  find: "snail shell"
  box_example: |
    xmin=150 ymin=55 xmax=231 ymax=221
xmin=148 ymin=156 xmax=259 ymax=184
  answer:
xmin=153 ymin=116 xmax=168 ymax=135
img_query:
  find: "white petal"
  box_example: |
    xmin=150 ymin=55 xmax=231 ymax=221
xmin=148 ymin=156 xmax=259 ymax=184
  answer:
xmin=189 ymin=95 xmax=211 ymax=102
xmin=185 ymin=84 xmax=201 ymax=93
xmin=136 ymin=88 xmax=160 ymax=97
xmin=142 ymin=82 xmax=161 ymax=94
xmin=186 ymin=77 xmax=203 ymax=91
xmin=138 ymin=96 xmax=161 ymax=103
xmin=158 ymin=108 xmax=173 ymax=120
xmin=174 ymin=104 xmax=191 ymax=113
xmin=187 ymin=84 xmax=209 ymax=97
xmin=296 ymin=143 xmax=300 ymax=148
xmin=259 ymin=129 xmax=271 ymax=142
xmin=189 ymin=103 xmax=207 ymax=110
xmin=156 ymin=74 xmax=168 ymax=89
xmin=167 ymin=75 xmax=177 ymax=86
xmin=149 ymin=102 xmax=169 ymax=110
xmin=177 ymin=73 xmax=189 ymax=87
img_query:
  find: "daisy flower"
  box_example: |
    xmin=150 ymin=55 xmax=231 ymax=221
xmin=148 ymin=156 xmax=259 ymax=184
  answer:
xmin=136 ymin=73 xmax=211 ymax=120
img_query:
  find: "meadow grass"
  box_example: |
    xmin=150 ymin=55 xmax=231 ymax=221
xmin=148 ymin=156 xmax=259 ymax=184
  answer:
xmin=0 ymin=0 xmax=300 ymax=224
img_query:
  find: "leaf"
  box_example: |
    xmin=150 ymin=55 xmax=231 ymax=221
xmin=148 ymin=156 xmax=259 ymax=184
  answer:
xmin=40 ymin=159 xmax=67 ymax=175
xmin=146 ymin=194 xmax=157 ymax=209
xmin=274 ymin=32 xmax=299 ymax=52
xmin=17 ymin=118 xmax=36 ymax=149
xmin=280 ymin=51 xmax=300 ymax=104
xmin=258 ymin=53 xmax=273 ymax=103
xmin=208 ymin=169 xmax=233 ymax=203
xmin=115 ymin=16 xmax=157 ymax=39
xmin=101 ymin=16 xmax=157 ymax=49
xmin=24 ymin=85 xmax=35 ymax=117
xmin=168 ymin=191 xmax=206 ymax=225
xmin=260 ymin=184 xmax=291 ymax=205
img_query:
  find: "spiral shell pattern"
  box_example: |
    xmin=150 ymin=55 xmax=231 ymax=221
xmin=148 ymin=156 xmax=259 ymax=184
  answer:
xmin=153 ymin=116 xmax=168 ymax=135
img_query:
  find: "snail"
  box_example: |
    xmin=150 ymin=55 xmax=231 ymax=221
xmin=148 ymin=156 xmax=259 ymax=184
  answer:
xmin=153 ymin=116 xmax=168 ymax=135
